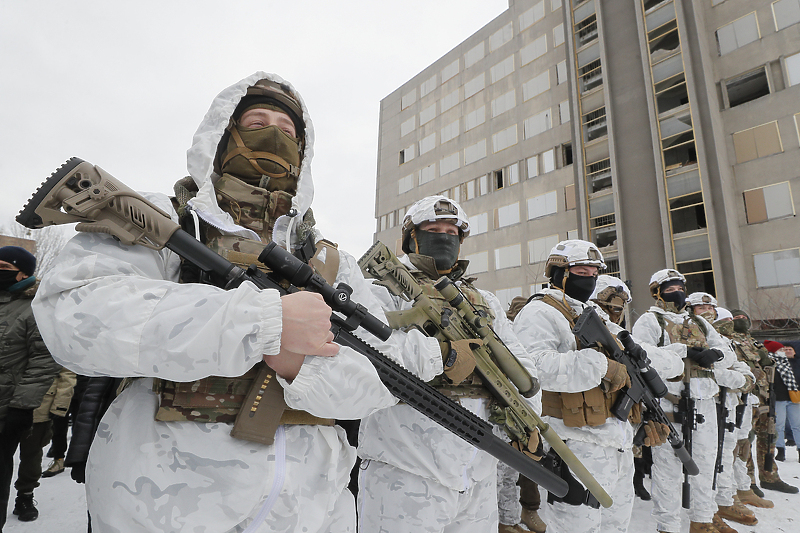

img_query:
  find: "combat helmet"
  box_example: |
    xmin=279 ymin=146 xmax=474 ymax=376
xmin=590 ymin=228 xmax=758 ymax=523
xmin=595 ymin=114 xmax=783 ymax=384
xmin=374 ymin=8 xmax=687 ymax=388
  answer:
xmin=401 ymin=196 xmax=470 ymax=254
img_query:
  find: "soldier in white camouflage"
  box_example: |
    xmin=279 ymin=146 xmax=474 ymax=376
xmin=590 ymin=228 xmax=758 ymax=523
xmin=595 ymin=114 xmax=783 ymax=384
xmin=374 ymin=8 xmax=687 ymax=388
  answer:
xmin=30 ymin=72 xmax=428 ymax=533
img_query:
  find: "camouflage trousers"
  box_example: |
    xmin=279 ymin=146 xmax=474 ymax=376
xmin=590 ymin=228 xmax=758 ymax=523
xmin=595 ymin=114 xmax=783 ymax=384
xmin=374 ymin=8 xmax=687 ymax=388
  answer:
xmin=747 ymin=408 xmax=780 ymax=484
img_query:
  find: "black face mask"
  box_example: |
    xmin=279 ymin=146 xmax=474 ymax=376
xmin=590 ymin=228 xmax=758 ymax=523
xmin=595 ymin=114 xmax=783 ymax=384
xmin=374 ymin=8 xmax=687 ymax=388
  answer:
xmin=565 ymin=273 xmax=597 ymax=303
xmin=0 ymin=270 xmax=19 ymax=291
xmin=414 ymin=229 xmax=461 ymax=272
xmin=661 ymin=289 xmax=686 ymax=311
xmin=733 ymin=318 xmax=750 ymax=333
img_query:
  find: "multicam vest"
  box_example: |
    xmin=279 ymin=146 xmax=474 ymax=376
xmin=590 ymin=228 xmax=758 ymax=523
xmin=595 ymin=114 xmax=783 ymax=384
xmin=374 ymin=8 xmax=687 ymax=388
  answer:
xmin=654 ymin=311 xmax=715 ymax=379
xmin=152 ymin=176 xmax=337 ymax=445
xmin=727 ymin=330 xmax=772 ymax=401
xmin=413 ymin=273 xmax=497 ymax=400
xmin=535 ymin=293 xmax=642 ymax=428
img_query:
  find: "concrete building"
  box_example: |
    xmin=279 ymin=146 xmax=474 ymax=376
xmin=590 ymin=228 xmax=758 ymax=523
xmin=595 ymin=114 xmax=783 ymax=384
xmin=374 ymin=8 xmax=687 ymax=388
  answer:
xmin=372 ymin=0 xmax=800 ymax=327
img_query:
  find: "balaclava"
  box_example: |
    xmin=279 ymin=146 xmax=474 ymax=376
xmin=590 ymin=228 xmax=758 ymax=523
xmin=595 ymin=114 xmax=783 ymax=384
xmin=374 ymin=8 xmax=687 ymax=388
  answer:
xmin=411 ymin=225 xmax=461 ymax=274
xmin=551 ymin=266 xmax=597 ymax=303
xmin=0 ymin=246 xmax=36 ymax=292
xmin=658 ymin=280 xmax=686 ymax=312
xmin=730 ymin=309 xmax=751 ymax=333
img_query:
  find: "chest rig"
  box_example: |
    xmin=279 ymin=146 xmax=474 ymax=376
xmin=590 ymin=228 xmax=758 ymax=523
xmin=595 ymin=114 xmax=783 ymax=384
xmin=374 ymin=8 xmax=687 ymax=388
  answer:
xmin=406 ymin=273 xmax=496 ymax=400
xmin=655 ymin=312 xmax=714 ymax=379
xmin=729 ymin=331 xmax=771 ymax=400
xmin=152 ymin=176 xmax=338 ymax=444
xmin=535 ymin=294 xmax=642 ymax=428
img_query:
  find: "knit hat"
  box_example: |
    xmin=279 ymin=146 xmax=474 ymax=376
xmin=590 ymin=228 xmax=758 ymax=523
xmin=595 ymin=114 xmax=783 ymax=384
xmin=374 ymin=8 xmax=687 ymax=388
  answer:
xmin=763 ymin=340 xmax=784 ymax=354
xmin=0 ymin=246 xmax=36 ymax=276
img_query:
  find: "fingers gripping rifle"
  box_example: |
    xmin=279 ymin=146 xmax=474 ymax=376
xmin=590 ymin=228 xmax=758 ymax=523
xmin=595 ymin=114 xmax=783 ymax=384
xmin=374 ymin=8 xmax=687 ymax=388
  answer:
xmin=17 ymin=158 xmax=570 ymax=498
xmin=572 ymin=307 xmax=699 ymax=482
xmin=359 ymin=241 xmax=611 ymax=508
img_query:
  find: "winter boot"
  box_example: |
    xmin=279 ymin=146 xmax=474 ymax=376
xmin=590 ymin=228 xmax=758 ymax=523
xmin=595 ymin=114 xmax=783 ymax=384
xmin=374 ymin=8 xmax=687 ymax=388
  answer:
xmin=717 ymin=504 xmax=757 ymax=525
xmin=760 ymin=478 xmax=799 ymax=493
xmin=520 ymin=508 xmax=547 ymax=533
xmin=712 ymin=513 xmax=738 ymax=533
xmin=749 ymin=483 xmax=765 ymax=497
xmin=41 ymin=457 xmax=65 ymax=478
xmin=689 ymin=520 xmax=720 ymax=533
xmin=775 ymin=446 xmax=785 ymax=462
xmin=12 ymin=492 xmax=38 ymax=522
xmin=737 ymin=488 xmax=773 ymax=508
xmin=633 ymin=470 xmax=651 ymax=501
xmin=498 ymin=524 xmax=525 ymax=533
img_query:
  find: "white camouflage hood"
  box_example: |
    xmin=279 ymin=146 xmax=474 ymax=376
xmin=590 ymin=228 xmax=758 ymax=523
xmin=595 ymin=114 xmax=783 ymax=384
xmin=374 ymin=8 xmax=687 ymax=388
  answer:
xmin=186 ymin=71 xmax=316 ymax=250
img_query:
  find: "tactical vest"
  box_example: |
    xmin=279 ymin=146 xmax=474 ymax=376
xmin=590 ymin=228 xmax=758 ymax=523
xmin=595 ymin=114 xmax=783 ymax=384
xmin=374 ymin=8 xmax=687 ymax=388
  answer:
xmin=412 ymin=273 xmax=496 ymax=400
xmin=729 ymin=331 xmax=771 ymax=400
xmin=534 ymin=294 xmax=642 ymax=428
xmin=654 ymin=311 xmax=715 ymax=380
xmin=151 ymin=177 xmax=339 ymax=445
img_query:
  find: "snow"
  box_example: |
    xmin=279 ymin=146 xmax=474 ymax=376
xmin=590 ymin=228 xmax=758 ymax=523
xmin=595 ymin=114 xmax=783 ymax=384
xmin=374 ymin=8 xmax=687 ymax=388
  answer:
xmin=5 ymin=445 xmax=800 ymax=532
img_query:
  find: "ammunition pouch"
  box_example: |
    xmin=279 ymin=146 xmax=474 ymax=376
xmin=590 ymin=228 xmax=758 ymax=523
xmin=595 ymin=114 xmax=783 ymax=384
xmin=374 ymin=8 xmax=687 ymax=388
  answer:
xmin=541 ymin=387 xmax=641 ymax=427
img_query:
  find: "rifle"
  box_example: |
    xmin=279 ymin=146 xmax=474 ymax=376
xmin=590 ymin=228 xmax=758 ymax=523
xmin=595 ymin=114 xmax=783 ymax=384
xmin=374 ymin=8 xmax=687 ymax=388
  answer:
xmin=17 ymin=157 xmax=570 ymax=498
xmin=677 ymin=358 xmax=704 ymax=509
xmin=712 ymin=387 xmax=735 ymax=490
xmin=763 ymin=366 xmax=777 ymax=472
xmin=735 ymin=393 xmax=748 ymax=429
xmin=571 ymin=308 xmax=699 ymax=478
xmin=359 ymin=241 xmax=612 ymax=508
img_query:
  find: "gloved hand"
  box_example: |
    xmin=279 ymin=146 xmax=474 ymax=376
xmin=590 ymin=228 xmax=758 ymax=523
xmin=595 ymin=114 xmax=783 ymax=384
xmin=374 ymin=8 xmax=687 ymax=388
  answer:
xmin=0 ymin=407 xmax=34 ymax=438
xmin=642 ymin=421 xmax=670 ymax=447
xmin=601 ymin=360 xmax=630 ymax=393
xmin=686 ymin=347 xmax=723 ymax=368
xmin=511 ymin=429 xmax=543 ymax=461
xmin=70 ymin=462 xmax=86 ymax=484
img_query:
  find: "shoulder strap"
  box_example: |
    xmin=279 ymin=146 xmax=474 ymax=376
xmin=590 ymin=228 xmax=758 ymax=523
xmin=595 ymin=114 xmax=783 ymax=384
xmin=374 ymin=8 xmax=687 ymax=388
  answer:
xmin=654 ymin=312 xmax=667 ymax=347
xmin=309 ymin=239 xmax=340 ymax=286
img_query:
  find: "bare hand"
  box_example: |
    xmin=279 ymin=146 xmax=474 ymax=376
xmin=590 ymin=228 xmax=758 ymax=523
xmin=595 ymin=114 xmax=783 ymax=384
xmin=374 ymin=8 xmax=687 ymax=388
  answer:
xmin=279 ymin=292 xmax=339 ymax=356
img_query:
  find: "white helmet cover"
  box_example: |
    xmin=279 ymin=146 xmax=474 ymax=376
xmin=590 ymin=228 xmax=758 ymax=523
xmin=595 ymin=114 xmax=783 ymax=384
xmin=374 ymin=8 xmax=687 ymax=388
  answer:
xmin=686 ymin=292 xmax=717 ymax=308
xmin=716 ymin=307 xmax=733 ymax=321
xmin=545 ymin=239 xmax=606 ymax=278
xmin=591 ymin=274 xmax=632 ymax=303
xmin=648 ymin=268 xmax=686 ymax=298
xmin=401 ymin=195 xmax=470 ymax=253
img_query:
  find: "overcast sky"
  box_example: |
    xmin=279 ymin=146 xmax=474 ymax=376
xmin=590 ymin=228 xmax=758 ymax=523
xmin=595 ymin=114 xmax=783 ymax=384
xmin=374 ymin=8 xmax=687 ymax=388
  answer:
xmin=0 ymin=0 xmax=508 ymax=256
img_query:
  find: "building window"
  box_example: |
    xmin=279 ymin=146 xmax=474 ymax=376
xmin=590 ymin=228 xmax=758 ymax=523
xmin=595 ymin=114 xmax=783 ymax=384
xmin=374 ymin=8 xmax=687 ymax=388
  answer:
xmin=401 ymin=89 xmax=416 ymax=110
xmin=497 ymin=202 xmax=521 ymax=228
xmin=753 ymin=248 xmax=800 ymax=287
xmin=556 ymin=60 xmax=568 ymax=85
xmin=420 ymin=75 xmax=437 ymax=98
xmin=732 ymin=121 xmax=783 ymax=164
xmin=567 ymin=229 xmax=579 ymax=240
xmin=471 ymin=212 xmax=489 ymax=235
xmin=553 ymin=24 xmax=565 ymax=47
xmin=465 ymin=106 xmax=486 ymax=131
xmin=492 ymin=90 xmax=517 ymax=117
xmin=561 ymin=143 xmax=573 ymax=166
xmin=420 ymin=104 xmax=436 ymax=125
xmin=490 ymin=22 xmax=514 ymax=52
xmin=565 ymin=184 xmax=576 ymax=210
xmin=523 ymin=71 xmax=550 ymax=101
xmin=542 ymin=149 xmax=555 ymax=173
xmin=442 ymin=59 xmax=460 ymax=83
xmin=559 ymin=100 xmax=571 ymax=124
xmin=716 ymin=12 xmax=760 ymax=56
xmin=400 ymin=116 xmax=416 ymax=137
xmin=519 ymin=1 xmax=546 ymax=32
xmin=440 ymin=153 xmax=460 ymax=176
xmin=441 ymin=120 xmax=460 ymax=144
xmin=419 ymin=133 xmax=436 ymax=156
xmin=583 ymin=106 xmax=607 ymax=142
xmin=465 ymin=140 xmax=488 ymax=165
xmin=465 ymin=42 xmax=485 ymax=68
xmin=465 ymin=180 xmax=476 ymax=200
xmin=773 ymin=0 xmax=800 ymax=32
xmin=724 ymin=67 xmax=770 ymax=108
xmin=493 ymin=126 xmax=518 ymax=153
xmin=479 ymin=174 xmax=489 ymax=196
xmin=491 ymin=56 xmax=516 ymax=83
xmin=529 ymin=234 xmax=559 ymax=264
xmin=520 ymin=35 xmax=548 ymax=66
xmin=441 ymin=89 xmax=459 ymax=113
xmin=551 ymin=0 xmax=562 ymax=11
xmin=465 ymin=251 xmax=489 ymax=275
xmin=527 ymin=155 xmax=539 ymax=178
xmin=786 ymin=51 xmax=800 ymax=86
xmin=509 ymin=163 xmax=520 ymax=185
xmin=398 ymin=174 xmax=414 ymax=194
xmin=527 ymin=191 xmax=558 ymax=220
xmin=524 ymin=109 xmax=552 ymax=139
xmin=465 ymin=74 xmax=486 ymax=99
xmin=744 ymin=182 xmax=795 ymax=223
xmin=399 ymin=145 xmax=415 ymax=165
xmin=419 ymin=164 xmax=436 ymax=185
xmin=495 ymin=244 xmax=522 ymax=270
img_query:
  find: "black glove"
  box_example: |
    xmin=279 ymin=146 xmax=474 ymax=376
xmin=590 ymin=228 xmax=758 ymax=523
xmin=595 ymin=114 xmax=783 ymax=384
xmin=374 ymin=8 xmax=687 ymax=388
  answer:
xmin=70 ymin=462 xmax=86 ymax=484
xmin=686 ymin=347 xmax=723 ymax=368
xmin=1 ymin=407 xmax=34 ymax=438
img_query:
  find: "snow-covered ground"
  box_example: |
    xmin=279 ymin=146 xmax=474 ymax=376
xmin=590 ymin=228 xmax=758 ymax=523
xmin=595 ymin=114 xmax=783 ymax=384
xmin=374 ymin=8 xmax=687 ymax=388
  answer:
xmin=5 ymin=445 xmax=800 ymax=532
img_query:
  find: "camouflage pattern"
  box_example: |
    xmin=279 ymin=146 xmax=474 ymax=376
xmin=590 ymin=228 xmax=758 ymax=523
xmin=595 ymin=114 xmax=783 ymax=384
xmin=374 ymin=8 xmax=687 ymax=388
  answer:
xmin=750 ymin=410 xmax=781 ymax=483
xmin=728 ymin=331 xmax=772 ymax=402
xmin=153 ymin=367 xmax=257 ymax=423
xmin=213 ymin=174 xmax=294 ymax=242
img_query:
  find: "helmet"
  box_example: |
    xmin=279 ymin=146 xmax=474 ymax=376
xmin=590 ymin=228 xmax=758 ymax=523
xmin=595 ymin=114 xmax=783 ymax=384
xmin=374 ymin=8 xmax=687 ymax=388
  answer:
xmin=401 ymin=196 xmax=470 ymax=254
xmin=686 ymin=292 xmax=717 ymax=308
xmin=648 ymin=269 xmax=686 ymax=298
xmin=716 ymin=307 xmax=733 ymax=321
xmin=234 ymin=79 xmax=305 ymax=138
xmin=544 ymin=240 xmax=606 ymax=279
xmin=591 ymin=275 xmax=631 ymax=304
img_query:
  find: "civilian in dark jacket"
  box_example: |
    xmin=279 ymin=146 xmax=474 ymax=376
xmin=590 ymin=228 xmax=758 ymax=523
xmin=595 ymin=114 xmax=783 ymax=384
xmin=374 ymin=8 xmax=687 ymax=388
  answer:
xmin=763 ymin=340 xmax=800 ymax=463
xmin=0 ymin=246 xmax=60 ymax=528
